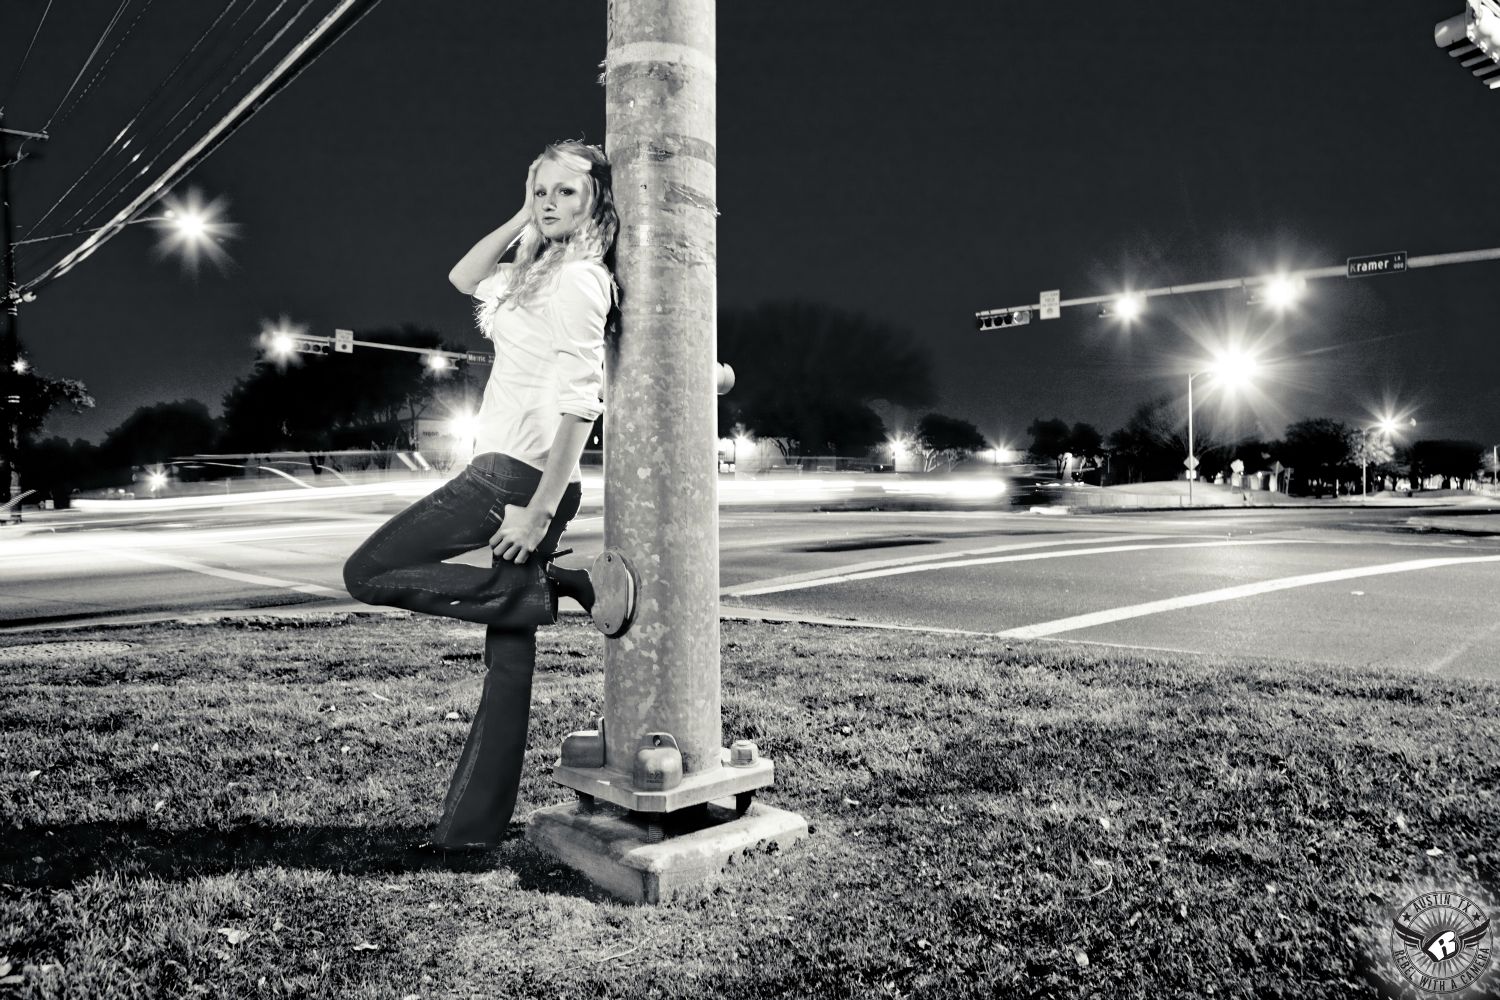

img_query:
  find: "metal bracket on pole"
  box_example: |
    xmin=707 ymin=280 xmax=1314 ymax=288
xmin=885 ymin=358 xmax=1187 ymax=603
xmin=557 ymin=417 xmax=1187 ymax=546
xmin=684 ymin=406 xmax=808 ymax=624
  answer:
xmin=589 ymin=549 xmax=638 ymax=637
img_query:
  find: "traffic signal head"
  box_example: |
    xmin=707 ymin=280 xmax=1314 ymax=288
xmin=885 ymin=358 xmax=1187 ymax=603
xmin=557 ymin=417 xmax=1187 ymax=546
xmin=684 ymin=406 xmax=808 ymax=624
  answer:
xmin=975 ymin=308 xmax=1032 ymax=331
xmin=1435 ymin=2 xmax=1500 ymax=90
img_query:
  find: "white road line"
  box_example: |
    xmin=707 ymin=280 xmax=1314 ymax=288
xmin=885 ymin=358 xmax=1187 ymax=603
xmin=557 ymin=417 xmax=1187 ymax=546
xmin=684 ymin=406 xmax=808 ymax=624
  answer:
xmin=998 ymin=554 xmax=1500 ymax=639
xmin=111 ymin=549 xmax=337 ymax=595
xmin=723 ymin=537 xmax=1304 ymax=597
xmin=720 ymin=534 xmax=1168 ymax=596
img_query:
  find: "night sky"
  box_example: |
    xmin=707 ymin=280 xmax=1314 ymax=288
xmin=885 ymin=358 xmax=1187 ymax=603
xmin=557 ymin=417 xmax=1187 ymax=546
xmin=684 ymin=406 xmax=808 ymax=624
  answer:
xmin=4 ymin=1 xmax=1498 ymax=452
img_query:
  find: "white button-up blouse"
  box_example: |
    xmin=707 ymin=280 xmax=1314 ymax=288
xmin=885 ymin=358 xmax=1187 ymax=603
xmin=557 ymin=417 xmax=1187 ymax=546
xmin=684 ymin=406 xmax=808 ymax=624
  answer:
xmin=470 ymin=259 xmax=610 ymax=479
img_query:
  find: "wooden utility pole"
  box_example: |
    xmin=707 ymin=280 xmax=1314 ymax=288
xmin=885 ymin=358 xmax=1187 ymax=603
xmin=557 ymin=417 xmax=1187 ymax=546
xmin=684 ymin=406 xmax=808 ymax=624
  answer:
xmin=0 ymin=117 xmax=39 ymax=503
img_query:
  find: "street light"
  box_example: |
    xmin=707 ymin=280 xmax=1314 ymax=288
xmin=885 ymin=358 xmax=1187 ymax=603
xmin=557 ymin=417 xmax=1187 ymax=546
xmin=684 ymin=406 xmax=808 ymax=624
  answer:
xmin=1361 ymin=414 xmax=1416 ymax=496
xmin=1187 ymin=348 xmax=1259 ymax=505
xmin=1245 ymin=274 xmax=1306 ymax=310
xmin=1098 ymin=293 xmax=1144 ymax=320
xmin=12 ymin=192 xmax=229 ymax=254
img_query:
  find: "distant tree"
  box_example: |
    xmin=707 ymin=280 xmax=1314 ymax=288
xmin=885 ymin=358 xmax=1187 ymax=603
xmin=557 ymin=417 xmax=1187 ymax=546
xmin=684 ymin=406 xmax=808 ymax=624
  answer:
xmin=1107 ymin=397 xmax=1180 ymax=483
xmin=717 ymin=301 xmax=934 ymax=455
xmin=914 ymin=412 xmax=988 ymax=471
xmin=1106 ymin=395 xmax=1238 ymax=484
xmin=18 ymin=436 xmax=109 ymax=509
xmin=1069 ymin=422 xmax=1104 ymax=458
xmin=1350 ymin=429 xmax=1397 ymax=491
xmin=1274 ymin=418 xmax=1354 ymax=495
xmin=221 ymin=325 xmax=454 ymax=451
xmin=1025 ymin=418 xmax=1071 ymax=472
xmin=99 ymin=399 xmax=221 ymax=475
xmin=2 ymin=365 xmax=94 ymax=503
xmin=1409 ymin=439 xmax=1483 ymax=490
xmin=1482 ymin=446 xmax=1499 ymax=485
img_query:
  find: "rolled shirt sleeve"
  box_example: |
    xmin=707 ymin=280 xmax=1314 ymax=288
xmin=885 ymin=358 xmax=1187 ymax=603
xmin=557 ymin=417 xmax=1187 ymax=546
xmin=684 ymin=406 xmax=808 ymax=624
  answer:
xmin=549 ymin=261 xmax=611 ymax=421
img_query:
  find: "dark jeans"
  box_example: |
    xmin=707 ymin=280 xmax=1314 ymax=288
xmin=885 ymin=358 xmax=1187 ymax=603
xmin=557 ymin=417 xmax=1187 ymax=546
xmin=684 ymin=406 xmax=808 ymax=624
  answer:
xmin=342 ymin=453 xmax=583 ymax=846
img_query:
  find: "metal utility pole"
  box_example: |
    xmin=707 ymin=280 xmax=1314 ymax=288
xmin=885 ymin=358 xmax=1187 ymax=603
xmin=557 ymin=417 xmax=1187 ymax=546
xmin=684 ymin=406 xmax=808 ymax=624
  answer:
xmin=530 ymin=0 xmax=803 ymax=904
xmin=601 ymin=0 xmax=723 ymax=782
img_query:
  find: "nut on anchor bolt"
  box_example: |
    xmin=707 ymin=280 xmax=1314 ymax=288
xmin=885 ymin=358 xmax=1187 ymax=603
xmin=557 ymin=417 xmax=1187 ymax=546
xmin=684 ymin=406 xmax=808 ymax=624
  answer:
xmin=632 ymin=732 xmax=683 ymax=792
xmin=560 ymin=716 xmax=605 ymax=768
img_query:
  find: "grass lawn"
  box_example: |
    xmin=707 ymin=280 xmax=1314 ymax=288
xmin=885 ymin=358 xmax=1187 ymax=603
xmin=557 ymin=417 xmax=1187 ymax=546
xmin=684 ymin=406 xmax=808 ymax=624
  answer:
xmin=2 ymin=611 xmax=1497 ymax=999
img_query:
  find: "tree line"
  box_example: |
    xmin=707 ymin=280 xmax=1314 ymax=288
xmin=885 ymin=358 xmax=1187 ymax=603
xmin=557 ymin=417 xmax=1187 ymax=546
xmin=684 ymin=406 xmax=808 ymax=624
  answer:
xmin=14 ymin=301 xmax=1495 ymax=505
xmin=1026 ymin=400 xmax=1492 ymax=496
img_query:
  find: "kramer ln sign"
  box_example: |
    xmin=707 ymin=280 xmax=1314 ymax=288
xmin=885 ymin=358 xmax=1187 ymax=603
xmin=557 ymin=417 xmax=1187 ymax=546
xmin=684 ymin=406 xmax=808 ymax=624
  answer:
xmin=1347 ymin=251 xmax=1407 ymax=278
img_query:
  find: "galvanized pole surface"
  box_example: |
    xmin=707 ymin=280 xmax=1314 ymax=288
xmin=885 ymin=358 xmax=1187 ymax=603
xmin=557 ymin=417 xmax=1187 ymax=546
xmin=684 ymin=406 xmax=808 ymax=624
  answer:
xmin=602 ymin=0 xmax=720 ymax=776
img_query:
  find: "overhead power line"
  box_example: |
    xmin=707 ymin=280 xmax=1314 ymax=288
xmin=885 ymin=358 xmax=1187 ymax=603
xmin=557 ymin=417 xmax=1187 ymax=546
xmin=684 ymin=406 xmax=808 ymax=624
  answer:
xmin=18 ymin=0 xmax=262 ymax=245
xmin=47 ymin=0 xmax=160 ymax=134
xmin=16 ymin=0 xmax=386 ymax=300
xmin=55 ymin=0 xmax=313 ymax=237
xmin=39 ymin=0 xmax=133 ymax=132
xmin=0 ymin=0 xmax=56 ymax=115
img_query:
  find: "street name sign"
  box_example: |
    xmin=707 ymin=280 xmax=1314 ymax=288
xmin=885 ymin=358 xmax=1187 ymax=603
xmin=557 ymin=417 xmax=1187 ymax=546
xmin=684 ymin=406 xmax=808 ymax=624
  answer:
xmin=464 ymin=352 xmax=495 ymax=365
xmin=1039 ymin=289 xmax=1060 ymax=320
xmin=1347 ymin=251 xmax=1407 ymax=278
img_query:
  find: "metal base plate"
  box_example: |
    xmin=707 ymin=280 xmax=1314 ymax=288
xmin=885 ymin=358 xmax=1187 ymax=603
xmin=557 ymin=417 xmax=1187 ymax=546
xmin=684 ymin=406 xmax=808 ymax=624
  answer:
xmin=552 ymin=746 xmax=774 ymax=813
xmin=526 ymin=797 xmax=809 ymax=905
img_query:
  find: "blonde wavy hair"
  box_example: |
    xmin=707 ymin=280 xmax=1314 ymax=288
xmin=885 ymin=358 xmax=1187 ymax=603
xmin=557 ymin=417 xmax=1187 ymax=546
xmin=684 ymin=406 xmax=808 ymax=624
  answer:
xmin=479 ymin=141 xmax=620 ymax=332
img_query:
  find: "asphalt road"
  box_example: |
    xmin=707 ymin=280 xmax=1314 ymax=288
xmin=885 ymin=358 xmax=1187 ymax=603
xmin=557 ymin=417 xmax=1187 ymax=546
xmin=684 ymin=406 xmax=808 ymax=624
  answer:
xmin=3 ymin=493 xmax=1497 ymax=682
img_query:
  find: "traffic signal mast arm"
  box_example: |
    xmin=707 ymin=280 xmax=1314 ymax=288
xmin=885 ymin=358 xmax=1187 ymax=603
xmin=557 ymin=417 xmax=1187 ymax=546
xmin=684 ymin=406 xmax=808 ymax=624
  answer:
xmin=278 ymin=331 xmax=491 ymax=365
xmin=979 ymin=245 xmax=1500 ymax=321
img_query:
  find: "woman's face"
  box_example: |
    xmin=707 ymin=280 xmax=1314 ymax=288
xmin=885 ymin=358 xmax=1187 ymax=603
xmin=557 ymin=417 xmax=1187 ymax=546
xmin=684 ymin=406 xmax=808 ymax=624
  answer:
xmin=532 ymin=158 xmax=591 ymax=240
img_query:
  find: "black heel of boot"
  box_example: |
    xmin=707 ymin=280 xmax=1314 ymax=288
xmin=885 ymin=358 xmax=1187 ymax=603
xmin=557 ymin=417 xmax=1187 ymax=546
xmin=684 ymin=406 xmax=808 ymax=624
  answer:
xmin=544 ymin=561 xmax=595 ymax=615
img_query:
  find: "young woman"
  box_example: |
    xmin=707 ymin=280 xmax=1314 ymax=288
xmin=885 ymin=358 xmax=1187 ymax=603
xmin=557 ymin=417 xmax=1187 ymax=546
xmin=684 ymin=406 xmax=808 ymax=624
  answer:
xmin=343 ymin=140 xmax=616 ymax=852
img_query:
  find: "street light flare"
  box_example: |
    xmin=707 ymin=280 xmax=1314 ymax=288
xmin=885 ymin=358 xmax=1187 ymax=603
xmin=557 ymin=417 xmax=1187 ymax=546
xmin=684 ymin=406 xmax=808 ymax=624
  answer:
xmin=1115 ymin=293 xmax=1144 ymax=321
xmin=446 ymin=410 xmax=479 ymax=441
xmin=425 ymin=354 xmax=451 ymax=372
xmin=1259 ymin=274 xmax=1305 ymax=310
xmin=11 ymin=359 xmax=28 ymax=374
xmin=258 ymin=316 xmax=307 ymax=364
xmin=152 ymin=188 xmax=236 ymax=276
xmin=1208 ymin=347 xmax=1260 ymax=388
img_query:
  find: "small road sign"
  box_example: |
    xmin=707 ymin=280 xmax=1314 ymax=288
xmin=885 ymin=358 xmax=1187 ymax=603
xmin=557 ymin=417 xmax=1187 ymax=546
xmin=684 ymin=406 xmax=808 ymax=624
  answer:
xmin=464 ymin=352 xmax=495 ymax=365
xmin=1039 ymin=290 xmax=1060 ymax=320
xmin=334 ymin=329 xmax=354 ymax=353
xmin=1184 ymin=455 xmax=1200 ymax=470
xmin=1347 ymin=251 xmax=1407 ymax=278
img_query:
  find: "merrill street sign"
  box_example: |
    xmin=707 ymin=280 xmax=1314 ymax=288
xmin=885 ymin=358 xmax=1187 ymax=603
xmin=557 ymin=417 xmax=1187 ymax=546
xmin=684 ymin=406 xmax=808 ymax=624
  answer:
xmin=1347 ymin=251 xmax=1407 ymax=278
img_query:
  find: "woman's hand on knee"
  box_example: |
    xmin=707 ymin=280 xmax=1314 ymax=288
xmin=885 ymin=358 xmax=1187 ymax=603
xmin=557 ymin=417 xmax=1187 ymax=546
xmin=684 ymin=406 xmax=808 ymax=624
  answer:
xmin=489 ymin=503 xmax=550 ymax=563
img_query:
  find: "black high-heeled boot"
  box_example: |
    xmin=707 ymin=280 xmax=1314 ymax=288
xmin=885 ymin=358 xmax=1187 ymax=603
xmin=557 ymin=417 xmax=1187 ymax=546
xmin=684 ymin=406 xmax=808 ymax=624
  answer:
xmin=542 ymin=550 xmax=595 ymax=615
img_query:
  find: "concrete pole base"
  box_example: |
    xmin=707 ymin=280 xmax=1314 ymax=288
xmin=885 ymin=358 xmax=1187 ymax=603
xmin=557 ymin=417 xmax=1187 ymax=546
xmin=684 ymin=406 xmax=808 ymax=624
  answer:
xmin=525 ymin=797 xmax=809 ymax=905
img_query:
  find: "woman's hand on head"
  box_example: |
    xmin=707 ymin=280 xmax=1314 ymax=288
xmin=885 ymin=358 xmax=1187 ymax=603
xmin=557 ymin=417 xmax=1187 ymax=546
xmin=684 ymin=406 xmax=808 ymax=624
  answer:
xmin=489 ymin=503 xmax=550 ymax=563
